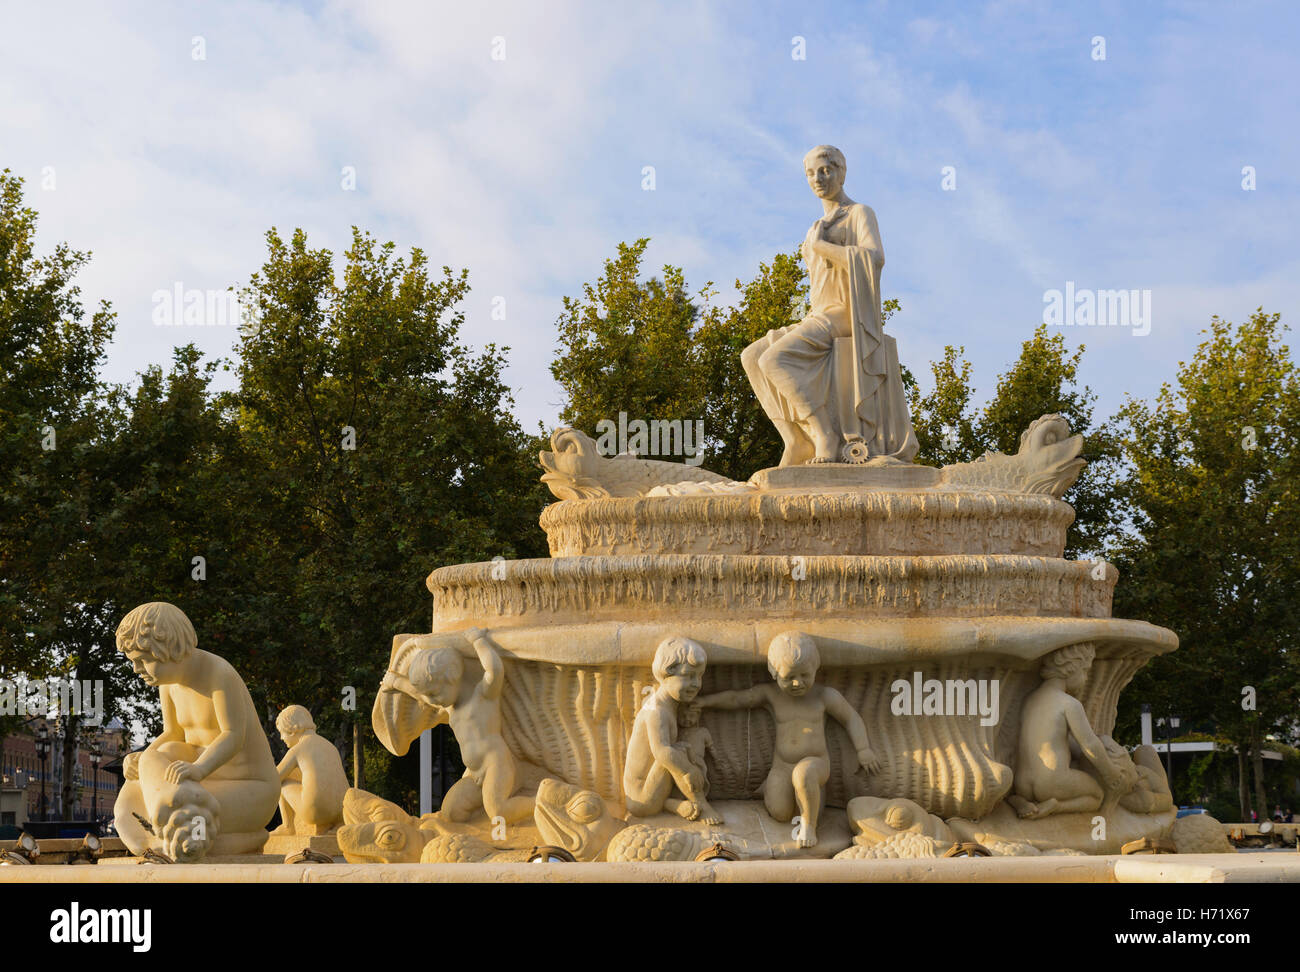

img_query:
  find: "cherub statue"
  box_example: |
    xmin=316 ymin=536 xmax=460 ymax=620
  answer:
xmin=697 ymin=630 xmax=880 ymax=847
xmin=112 ymin=602 xmax=280 ymax=861
xmin=1006 ymin=644 xmax=1138 ymax=820
xmin=623 ymin=636 xmax=722 ymax=825
xmin=379 ymin=627 xmax=533 ymax=825
xmin=271 ymin=705 xmax=349 ymax=836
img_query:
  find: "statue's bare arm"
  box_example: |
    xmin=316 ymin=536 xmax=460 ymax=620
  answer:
xmin=1063 ymin=699 xmax=1115 ymax=778
xmin=276 ymin=746 xmax=300 ymax=781
xmin=697 ymin=685 xmax=770 ymax=710
xmin=465 ymin=627 xmax=504 ymax=701
xmin=150 ymin=687 xmax=184 ymax=748
xmin=823 ymin=687 xmax=880 ymax=772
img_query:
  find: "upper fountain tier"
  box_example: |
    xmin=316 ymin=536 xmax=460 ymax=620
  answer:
xmin=537 ymin=416 xmax=1088 ymax=559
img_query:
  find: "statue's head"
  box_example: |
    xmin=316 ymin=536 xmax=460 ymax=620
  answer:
xmin=652 ymin=636 xmax=706 ymax=702
xmin=804 ymin=145 xmax=847 ymax=200
xmin=276 ymin=704 xmax=316 ymax=743
xmin=410 ymin=645 xmax=464 ymax=707
xmin=768 ymin=630 xmax=820 ymax=696
xmin=1040 ymin=643 xmax=1095 ymax=694
xmin=116 ymin=602 xmax=196 ymax=687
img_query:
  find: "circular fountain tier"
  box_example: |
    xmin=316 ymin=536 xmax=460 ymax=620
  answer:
xmin=539 ymin=489 xmax=1076 ymax=558
xmin=426 ymin=554 xmax=1116 ymax=628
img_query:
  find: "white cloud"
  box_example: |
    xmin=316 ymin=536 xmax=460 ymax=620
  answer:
xmin=0 ymin=0 xmax=1295 ymax=438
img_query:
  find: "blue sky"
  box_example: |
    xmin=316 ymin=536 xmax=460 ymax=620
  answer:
xmin=2 ymin=0 xmax=1297 ymax=432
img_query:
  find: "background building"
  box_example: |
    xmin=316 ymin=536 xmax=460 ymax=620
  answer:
xmin=0 ymin=718 xmax=125 ymax=827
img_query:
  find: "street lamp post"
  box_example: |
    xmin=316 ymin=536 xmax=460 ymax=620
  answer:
xmin=90 ymin=744 xmax=102 ymax=832
xmin=34 ymin=724 xmax=50 ymax=822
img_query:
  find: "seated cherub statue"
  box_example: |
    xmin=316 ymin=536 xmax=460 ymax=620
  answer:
xmin=112 ymin=602 xmax=280 ymax=861
xmin=271 ymin=705 xmax=350 ymax=836
xmin=1006 ymin=644 xmax=1138 ymax=820
xmin=697 ymin=630 xmax=880 ymax=847
xmin=623 ymin=636 xmax=722 ymax=825
xmin=380 ymin=627 xmax=533 ymax=826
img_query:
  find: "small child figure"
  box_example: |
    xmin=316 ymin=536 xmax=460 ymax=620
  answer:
xmin=623 ymin=636 xmax=723 ymax=825
xmin=678 ymin=702 xmax=714 ymax=801
xmin=272 ymin=705 xmax=350 ymax=836
xmin=1007 ymin=644 xmax=1137 ymax=820
xmin=697 ymin=630 xmax=880 ymax=848
xmin=380 ymin=627 xmax=533 ymax=825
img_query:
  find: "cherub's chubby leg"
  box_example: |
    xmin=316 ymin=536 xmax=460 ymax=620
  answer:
xmin=272 ymin=782 xmax=302 ymax=835
xmin=791 ymin=756 xmax=829 ymax=847
xmin=692 ymin=796 xmax=724 ymax=827
xmin=199 ymin=778 xmax=280 ymax=852
xmin=1016 ymin=769 xmax=1103 ymax=819
xmin=625 ymin=762 xmax=678 ymax=818
xmin=762 ymin=759 xmax=797 ymax=824
xmin=479 ymin=750 xmax=534 ymax=825
xmin=1006 ymin=793 xmax=1041 ymax=818
xmin=441 ymin=775 xmax=485 ymax=823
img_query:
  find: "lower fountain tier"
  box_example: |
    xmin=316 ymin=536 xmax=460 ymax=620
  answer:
xmin=540 ymin=489 xmax=1075 ymax=558
xmin=426 ymin=554 xmax=1117 ymax=626
xmin=378 ymin=616 xmax=1175 ymax=820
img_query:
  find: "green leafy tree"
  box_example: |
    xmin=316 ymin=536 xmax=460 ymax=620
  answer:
xmin=551 ymin=238 xmax=706 ymax=440
xmin=976 ymin=324 xmax=1123 ymax=559
xmin=230 ymin=227 xmax=547 ymax=789
xmin=907 ymin=344 xmax=981 ymax=468
xmin=1111 ymin=311 xmax=1300 ymax=820
xmin=905 ymin=325 xmax=1121 ymax=559
xmin=0 ymin=169 xmax=115 ymax=771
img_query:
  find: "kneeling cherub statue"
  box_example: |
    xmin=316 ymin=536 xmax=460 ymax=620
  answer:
xmin=272 ymin=704 xmax=350 ymax=836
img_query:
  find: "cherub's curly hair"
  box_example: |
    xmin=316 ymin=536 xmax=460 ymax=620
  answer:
xmin=411 ymin=645 xmax=464 ymax=692
xmin=767 ymin=630 xmax=820 ymax=676
xmin=652 ymin=636 xmax=706 ymax=682
xmin=116 ymin=602 xmax=196 ymax=662
xmin=276 ymin=704 xmax=316 ymax=736
xmin=1039 ymin=643 xmax=1095 ymax=681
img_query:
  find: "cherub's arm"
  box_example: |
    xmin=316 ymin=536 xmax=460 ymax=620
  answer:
xmin=381 ymin=670 xmax=444 ymax=711
xmin=823 ymin=688 xmax=881 ymax=773
xmin=696 ymin=685 xmax=771 ymax=710
xmin=1063 ymin=699 xmax=1120 ymax=779
xmin=276 ymin=746 xmax=300 ymax=782
xmin=148 ymin=687 xmax=185 ymax=748
xmin=464 ymin=627 xmax=503 ymax=701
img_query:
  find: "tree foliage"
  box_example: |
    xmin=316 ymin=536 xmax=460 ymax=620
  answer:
xmin=1111 ymin=311 xmax=1300 ymax=817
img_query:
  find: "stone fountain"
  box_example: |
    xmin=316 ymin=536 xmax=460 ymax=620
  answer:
xmin=360 ymin=145 xmax=1189 ymax=863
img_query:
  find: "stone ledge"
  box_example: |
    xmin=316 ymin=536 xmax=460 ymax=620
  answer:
xmin=749 ymin=462 xmax=943 ymax=491
xmin=4 ymin=853 xmax=1292 ymax=883
xmin=1114 ymin=852 xmax=1300 ymax=883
